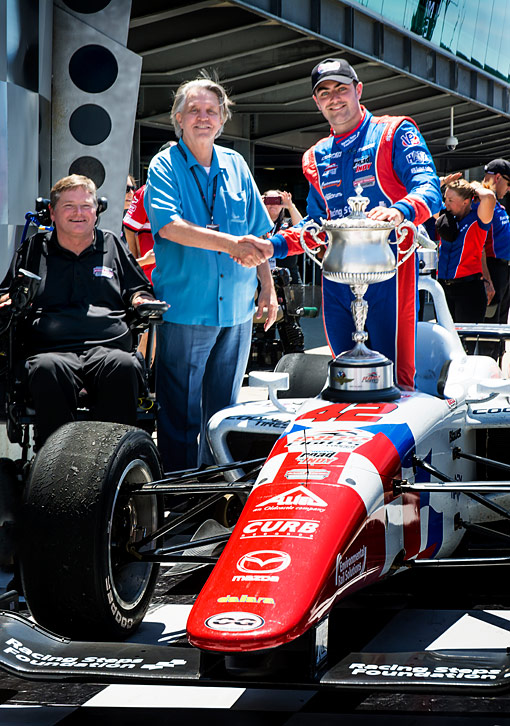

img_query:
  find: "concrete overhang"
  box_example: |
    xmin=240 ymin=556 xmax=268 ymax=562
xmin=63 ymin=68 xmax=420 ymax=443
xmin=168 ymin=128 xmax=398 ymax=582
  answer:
xmin=129 ymin=0 xmax=510 ymax=172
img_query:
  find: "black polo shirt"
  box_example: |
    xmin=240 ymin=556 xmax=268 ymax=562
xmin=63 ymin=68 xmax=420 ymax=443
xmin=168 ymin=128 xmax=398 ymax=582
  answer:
xmin=19 ymin=229 xmax=153 ymax=354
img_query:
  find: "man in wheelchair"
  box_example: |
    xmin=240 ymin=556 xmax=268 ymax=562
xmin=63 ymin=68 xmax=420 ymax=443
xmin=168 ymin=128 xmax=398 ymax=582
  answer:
xmin=0 ymin=174 xmax=166 ymax=448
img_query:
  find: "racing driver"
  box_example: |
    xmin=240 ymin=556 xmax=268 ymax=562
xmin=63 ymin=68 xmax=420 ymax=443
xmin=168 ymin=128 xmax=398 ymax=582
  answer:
xmin=261 ymin=58 xmax=443 ymax=389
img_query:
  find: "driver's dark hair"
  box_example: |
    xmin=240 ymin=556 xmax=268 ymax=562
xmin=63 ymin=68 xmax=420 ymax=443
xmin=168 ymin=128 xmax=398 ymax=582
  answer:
xmin=50 ymin=175 xmax=98 ymax=208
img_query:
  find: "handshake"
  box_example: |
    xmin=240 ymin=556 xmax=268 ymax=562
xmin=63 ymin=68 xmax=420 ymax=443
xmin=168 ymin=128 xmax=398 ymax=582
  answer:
xmin=231 ymin=235 xmax=274 ymax=267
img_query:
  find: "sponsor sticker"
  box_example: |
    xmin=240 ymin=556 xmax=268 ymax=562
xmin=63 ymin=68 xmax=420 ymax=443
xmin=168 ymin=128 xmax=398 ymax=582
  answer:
xmin=241 ymin=518 xmax=320 ymax=540
xmin=410 ymin=166 xmax=434 ymax=174
xmin=406 ymin=150 xmax=430 ymax=164
xmin=296 ymin=452 xmax=339 ymax=465
xmin=93 ymin=266 xmax=114 ymax=278
xmin=217 ymin=595 xmax=275 ymax=604
xmin=340 ymin=131 xmax=360 ymax=148
xmin=361 ymin=372 xmax=380 ymax=384
xmin=237 ymin=550 xmax=291 ymax=574
xmin=254 ymin=486 xmax=327 ymax=511
xmin=401 ymin=130 xmax=420 ymax=147
xmin=354 ymin=162 xmax=372 ymax=173
xmin=285 ymin=429 xmax=374 ymax=453
xmin=336 ymin=545 xmax=367 ymax=586
xmin=232 ymin=575 xmax=279 ymax=582
xmin=323 ymin=163 xmax=338 ymax=176
xmin=284 ymin=468 xmax=330 ymax=480
xmin=348 ymin=662 xmax=502 ymax=680
xmin=204 ymin=612 xmax=265 ymax=632
xmin=226 ymin=414 xmax=288 ymax=430
xmin=3 ymin=638 xmax=187 ymax=670
xmin=356 ymin=175 xmax=376 ymax=187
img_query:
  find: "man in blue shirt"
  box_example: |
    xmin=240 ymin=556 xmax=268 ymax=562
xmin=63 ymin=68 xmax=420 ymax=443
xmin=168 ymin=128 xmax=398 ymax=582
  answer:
xmin=145 ymin=75 xmax=275 ymax=471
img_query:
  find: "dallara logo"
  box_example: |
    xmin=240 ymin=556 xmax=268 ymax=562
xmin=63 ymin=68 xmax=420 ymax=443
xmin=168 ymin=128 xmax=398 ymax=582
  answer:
xmin=217 ymin=595 xmax=275 ymax=604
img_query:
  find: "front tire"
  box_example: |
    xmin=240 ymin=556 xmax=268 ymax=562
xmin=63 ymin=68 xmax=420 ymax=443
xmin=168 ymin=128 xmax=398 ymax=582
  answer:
xmin=20 ymin=421 xmax=162 ymax=640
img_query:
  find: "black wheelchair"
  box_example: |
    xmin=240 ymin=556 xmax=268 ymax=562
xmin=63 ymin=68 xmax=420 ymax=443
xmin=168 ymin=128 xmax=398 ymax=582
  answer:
xmin=0 ymin=198 xmax=168 ymax=590
xmin=0 ymin=198 xmax=166 ymax=465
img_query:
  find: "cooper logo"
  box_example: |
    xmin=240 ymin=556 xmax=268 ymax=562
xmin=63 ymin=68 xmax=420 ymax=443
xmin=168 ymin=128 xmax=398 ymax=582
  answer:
xmin=205 ymin=612 xmax=265 ymax=632
xmin=237 ymin=550 xmax=291 ymax=574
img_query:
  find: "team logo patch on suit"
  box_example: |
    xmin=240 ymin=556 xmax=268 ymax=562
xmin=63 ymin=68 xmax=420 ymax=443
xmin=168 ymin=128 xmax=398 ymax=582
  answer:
xmin=401 ymin=130 xmax=420 ymax=147
xmin=93 ymin=266 xmax=114 ymax=278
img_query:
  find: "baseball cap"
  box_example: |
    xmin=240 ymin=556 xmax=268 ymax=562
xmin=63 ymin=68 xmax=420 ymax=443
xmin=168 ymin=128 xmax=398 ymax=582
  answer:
xmin=484 ymin=158 xmax=510 ymax=180
xmin=311 ymin=58 xmax=358 ymax=93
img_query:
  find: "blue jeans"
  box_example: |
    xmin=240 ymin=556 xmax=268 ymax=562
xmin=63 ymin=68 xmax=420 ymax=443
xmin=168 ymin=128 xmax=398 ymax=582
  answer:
xmin=155 ymin=320 xmax=252 ymax=472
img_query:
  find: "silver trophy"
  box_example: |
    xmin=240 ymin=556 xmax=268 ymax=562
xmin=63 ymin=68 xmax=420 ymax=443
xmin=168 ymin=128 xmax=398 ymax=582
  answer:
xmin=300 ymin=186 xmax=434 ymax=401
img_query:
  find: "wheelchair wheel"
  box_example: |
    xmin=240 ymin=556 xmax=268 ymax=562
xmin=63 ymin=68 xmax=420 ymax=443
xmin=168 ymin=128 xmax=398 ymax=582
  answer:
xmin=20 ymin=421 xmax=162 ymax=640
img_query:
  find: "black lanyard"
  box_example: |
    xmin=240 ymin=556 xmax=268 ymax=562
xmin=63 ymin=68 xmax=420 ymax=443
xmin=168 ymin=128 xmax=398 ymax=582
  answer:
xmin=177 ymin=142 xmax=218 ymax=224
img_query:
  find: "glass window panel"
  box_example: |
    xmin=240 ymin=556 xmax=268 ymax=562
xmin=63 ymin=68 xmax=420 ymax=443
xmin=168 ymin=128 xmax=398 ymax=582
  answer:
xmin=350 ymin=0 xmax=510 ymax=81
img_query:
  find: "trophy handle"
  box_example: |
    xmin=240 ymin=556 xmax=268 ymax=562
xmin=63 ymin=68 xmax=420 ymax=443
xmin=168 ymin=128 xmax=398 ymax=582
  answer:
xmin=394 ymin=220 xmax=419 ymax=267
xmin=299 ymin=220 xmax=326 ymax=269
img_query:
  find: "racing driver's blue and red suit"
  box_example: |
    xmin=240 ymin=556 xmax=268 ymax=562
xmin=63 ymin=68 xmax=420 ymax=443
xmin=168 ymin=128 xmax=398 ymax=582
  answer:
xmin=269 ymin=107 xmax=442 ymax=389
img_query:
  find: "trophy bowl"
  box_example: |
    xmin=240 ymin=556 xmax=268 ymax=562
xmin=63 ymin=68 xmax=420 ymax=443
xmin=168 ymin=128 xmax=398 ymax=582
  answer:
xmin=319 ymin=216 xmax=397 ymax=285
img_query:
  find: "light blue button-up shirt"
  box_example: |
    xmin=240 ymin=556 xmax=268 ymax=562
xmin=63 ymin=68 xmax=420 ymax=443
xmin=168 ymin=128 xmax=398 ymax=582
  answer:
xmin=145 ymin=140 xmax=271 ymax=326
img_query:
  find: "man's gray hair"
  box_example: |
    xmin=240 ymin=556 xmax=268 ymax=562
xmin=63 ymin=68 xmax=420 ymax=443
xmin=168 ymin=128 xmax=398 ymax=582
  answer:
xmin=171 ymin=74 xmax=233 ymax=139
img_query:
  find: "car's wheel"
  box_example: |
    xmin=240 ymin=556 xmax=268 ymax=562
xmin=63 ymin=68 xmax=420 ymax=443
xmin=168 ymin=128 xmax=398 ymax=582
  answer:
xmin=19 ymin=421 xmax=162 ymax=640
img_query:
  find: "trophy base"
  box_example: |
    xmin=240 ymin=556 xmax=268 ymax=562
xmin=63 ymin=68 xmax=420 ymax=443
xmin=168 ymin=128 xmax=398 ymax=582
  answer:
xmin=321 ymin=346 xmax=400 ymax=403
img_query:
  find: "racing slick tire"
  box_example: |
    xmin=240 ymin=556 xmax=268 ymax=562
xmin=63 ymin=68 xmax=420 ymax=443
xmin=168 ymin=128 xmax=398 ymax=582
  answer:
xmin=275 ymin=352 xmax=330 ymax=398
xmin=19 ymin=421 xmax=162 ymax=640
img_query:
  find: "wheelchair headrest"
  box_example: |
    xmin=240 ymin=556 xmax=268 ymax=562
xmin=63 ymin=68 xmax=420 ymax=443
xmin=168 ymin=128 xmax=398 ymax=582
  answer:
xmin=32 ymin=196 xmax=108 ymax=228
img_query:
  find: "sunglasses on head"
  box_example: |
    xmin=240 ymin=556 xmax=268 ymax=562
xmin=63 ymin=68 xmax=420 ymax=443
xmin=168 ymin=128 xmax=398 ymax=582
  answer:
xmin=126 ymin=184 xmax=135 ymax=193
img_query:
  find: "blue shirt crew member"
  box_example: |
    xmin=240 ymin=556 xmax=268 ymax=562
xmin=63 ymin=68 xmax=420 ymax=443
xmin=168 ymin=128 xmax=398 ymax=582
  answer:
xmin=482 ymin=159 xmax=510 ymax=325
xmin=144 ymin=74 xmax=275 ymax=472
xmin=437 ymin=179 xmax=495 ymax=328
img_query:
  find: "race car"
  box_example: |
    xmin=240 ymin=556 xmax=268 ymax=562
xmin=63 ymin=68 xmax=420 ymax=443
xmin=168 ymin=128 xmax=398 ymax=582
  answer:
xmin=2 ymin=262 xmax=510 ymax=692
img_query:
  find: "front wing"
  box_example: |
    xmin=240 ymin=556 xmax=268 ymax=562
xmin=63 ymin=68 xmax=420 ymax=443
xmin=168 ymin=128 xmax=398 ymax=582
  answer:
xmin=2 ymin=611 xmax=510 ymax=693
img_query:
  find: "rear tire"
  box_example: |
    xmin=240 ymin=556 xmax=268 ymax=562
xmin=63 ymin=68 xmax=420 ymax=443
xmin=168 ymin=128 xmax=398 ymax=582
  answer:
xmin=20 ymin=421 xmax=162 ymax=640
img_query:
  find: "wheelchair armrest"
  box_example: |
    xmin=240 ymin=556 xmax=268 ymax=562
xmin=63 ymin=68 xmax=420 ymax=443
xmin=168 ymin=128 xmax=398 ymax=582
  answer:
xmin=131 ymin=301 xmax=169 ymax=321
xmin=128 ymin=301 xmax=169 ymax=334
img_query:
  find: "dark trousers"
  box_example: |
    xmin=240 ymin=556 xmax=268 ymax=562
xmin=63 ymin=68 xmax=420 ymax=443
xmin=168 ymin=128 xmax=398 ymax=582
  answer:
xmin=26 ymin=346 xmax=144 ymax=445
xmin=485 ymin=257 xmax=510 ymax=325
xmin=439 ymin=277 xmax=487 ymax=324
xmin=439 ymin=277 xmax=487 ymax=354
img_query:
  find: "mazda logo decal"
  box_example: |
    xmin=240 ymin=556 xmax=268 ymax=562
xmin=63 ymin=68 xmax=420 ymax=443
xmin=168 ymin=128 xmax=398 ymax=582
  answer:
xmin=237 ymin=550 xmax=291 ymax=574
